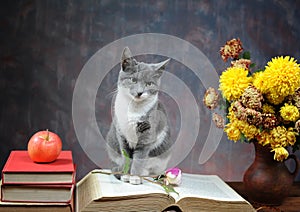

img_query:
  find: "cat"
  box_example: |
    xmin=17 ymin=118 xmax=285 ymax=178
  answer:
xmin=106 ymin=47 xmax=173 ymax=183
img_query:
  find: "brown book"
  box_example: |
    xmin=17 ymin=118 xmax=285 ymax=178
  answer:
xmin=0 ymin=194 xmax=74 ymax=212
xmin=1 ymin=181 xmax=74 ymax=203
xmin=76 ymin=169 xmax=255 ymax=212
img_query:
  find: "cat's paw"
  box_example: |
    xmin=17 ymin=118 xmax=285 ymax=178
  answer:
xmin=120 ymin=175 xmax=142 ymax=184
xmin=129 ymin=175 xmax=143 ymax=185
xmin=120 ymin=174 xmax=130 ymax=182
xmin=137 ymin=121 xmax=150 ymax=133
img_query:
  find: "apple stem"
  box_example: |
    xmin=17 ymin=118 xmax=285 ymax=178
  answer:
xmin=45 ymin=129 xmax=49 ymax=141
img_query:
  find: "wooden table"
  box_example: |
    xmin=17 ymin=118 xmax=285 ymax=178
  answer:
xmin=227 ymin=182 xmax=300 ymax=212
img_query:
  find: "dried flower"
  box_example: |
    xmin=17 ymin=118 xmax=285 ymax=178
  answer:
xmin=293 ymin=88 xmax=300 ymax=109
xmin=241 ymin=85 xmax=263 ymax=110
xmin=232 ymin=101 xmax=263 ymax=126
xmin=220 ymin=38 xmax=243 ymax=62
xmin=212 ymin=113 xmax=225 ymax=128
xmin=231 ymin=58 xmax=251 ymax=70
xmin=287 ymin=87 xmax=300 ymax=110
xmin=295 ymin=120 xmax=300 ymax=133
xmin=261 ymin=113 xmax=278 ymax=129
xmin=203 ymin=87 xmax=219 ymax=110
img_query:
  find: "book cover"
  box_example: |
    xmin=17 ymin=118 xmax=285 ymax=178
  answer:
xmin=2 ymin=151 xmax=75 ymax=185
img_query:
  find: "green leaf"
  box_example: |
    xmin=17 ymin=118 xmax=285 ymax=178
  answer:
xmin=218 ymin=97 xmax=228 ymax=111
xmin=259 ymin=125 xmax=263 ymax=133
xmin=242 ymin=51 xmax=251 ymax=59
xmin=121 ymin=149 xmax=130 ymax=174
xmin=240 ymin=133 xmax=246 ymax=143
xmin=250 ymin=63 xmax=256 ymax=69
xmin=253 ymin=69 xmax=264 ymax=74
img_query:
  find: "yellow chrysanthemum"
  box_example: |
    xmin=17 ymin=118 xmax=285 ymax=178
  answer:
xmin=272 ymin=147 xmax=289 ymax=162
xmin=225 ymin=114 xmax=259 ymax=141
xmin=266 ymin=94 xmax=285 ymax=105
xmin=224 ymin=119 xmax=242 ymax=142
xmin=262 ymin=104 xmax=275 ymax=114
xmin=240 ymin=123 xmax=259 ymax=140
xmin=252 ymin=71 xmax=264 ymax=92
xmin=227 ymin=103 xmax=236 ymax=120
xmin=257 ymin=131 xmax=272 ymax=146
xmin=280 ymin=103 xmax=300 ymax=122
xmin=253 ymin=56 xmax=300 ymax=105
xmin=219 ymin=67 xmax=252 ymax=101
xmin=269 ymin=126 xmax=297 ymax=148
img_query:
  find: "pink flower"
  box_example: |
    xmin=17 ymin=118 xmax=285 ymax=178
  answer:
xmin=165 ymin=168 xmax=182 ymax=185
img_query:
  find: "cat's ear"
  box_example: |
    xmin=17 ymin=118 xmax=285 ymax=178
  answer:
xmin=153 ymin=58 xmax=170 ymax=76
xmin=121 ymin=47 xmax=136 ymax=72
xmin=122 ymin=47 xmax=132 ymax=61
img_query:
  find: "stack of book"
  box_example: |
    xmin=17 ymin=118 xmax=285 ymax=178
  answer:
xmin=0 ymin=150 xmax=75 ymax=212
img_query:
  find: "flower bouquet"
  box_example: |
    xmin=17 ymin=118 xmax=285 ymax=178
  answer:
xmin=204 ymin=38 xmax=300 ymax=162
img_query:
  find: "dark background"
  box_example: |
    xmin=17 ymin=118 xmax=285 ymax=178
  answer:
xmin=1 ymin=0 xmax=300 ymax=181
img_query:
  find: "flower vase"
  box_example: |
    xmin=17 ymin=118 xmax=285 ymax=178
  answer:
xmin=243 ymin=141 xmax=299 ymax=206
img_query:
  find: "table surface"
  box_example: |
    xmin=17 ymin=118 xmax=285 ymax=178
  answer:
xmin=227 ymin=182 xmax=300 ymax=212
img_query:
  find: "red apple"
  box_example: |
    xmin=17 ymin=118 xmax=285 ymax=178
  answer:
xmin=27 ymin=130 xmax=62 ymax=163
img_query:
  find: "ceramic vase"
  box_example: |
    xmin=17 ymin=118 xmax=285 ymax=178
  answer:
xmin=243 ymin=141 xmax=299 ymax=205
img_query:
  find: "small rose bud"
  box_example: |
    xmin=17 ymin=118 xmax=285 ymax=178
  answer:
xmin=165 ymin=167 xmax=182 ymax=185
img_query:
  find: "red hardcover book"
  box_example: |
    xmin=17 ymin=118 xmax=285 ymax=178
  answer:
xmin=2 ymin=151 xmax=75 ymax=185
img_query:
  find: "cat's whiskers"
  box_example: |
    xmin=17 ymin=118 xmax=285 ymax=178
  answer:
xmin=106 ymin=88 xmax=118 ymax=99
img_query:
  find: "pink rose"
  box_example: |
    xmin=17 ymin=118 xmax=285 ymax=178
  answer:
xmin=165 ymin=167 xmax=182 ymax=185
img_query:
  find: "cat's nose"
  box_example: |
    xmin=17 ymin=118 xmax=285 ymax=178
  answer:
xmin=137 ymin=92 xmax=143 ymax=97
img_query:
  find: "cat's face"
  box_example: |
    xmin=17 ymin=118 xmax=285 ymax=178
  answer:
xmin=118 ymin=47 xmax=169 ymax=102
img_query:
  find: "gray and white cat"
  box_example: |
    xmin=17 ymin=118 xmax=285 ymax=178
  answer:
xmin=106 ymin=47 xmax=173 ymax=181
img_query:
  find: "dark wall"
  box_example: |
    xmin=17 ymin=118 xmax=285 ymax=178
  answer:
xmin=1 ymin=0 xmax=300 ymax=181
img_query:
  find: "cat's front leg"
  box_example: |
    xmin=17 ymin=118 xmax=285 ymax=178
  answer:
xmin=113 ymin=150 xmax=146 ymax=185
xmin=130 ymin=147 xmax=150 ymax=176
xmin=128 ymin=164 xmax=146 ymax=185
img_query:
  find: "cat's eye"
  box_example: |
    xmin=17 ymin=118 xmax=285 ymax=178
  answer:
xmin=146 ymin=82 xmax=154 ymax=86
xmin=129 ymin=78 xmax=137 ymax=83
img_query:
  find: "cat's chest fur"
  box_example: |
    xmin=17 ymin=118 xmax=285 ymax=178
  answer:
xmin=114 ymin=89 xmax=157 ymax=148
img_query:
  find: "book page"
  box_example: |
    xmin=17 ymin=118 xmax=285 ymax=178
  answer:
xmin=172 ymin=173 xmax=246 ymax=202
xmin=76 ymin=171 xmax=103 ymax=212
xmin=93 ymin=170 xmax=167 ymax=198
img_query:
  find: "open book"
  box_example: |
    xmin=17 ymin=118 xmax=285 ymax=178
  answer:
xmin=76 ymin=169 xmax=254 ymax=212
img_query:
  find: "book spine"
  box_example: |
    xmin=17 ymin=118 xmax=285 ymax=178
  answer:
xmin=1 ymin=151 xmax=14 ymax=185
